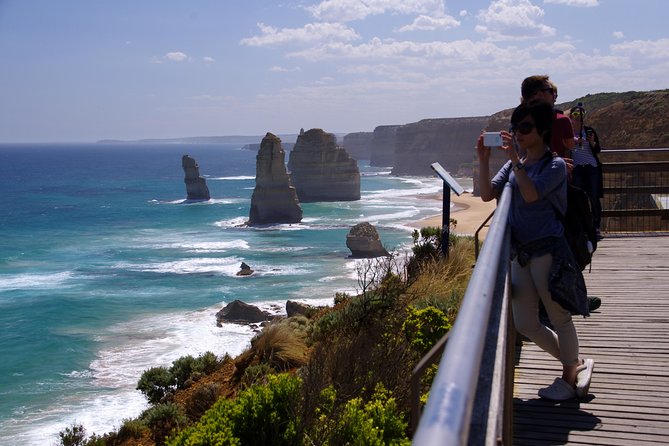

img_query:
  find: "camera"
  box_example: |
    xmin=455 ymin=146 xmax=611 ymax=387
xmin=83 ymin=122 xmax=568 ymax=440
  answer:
xmin=483 ymin=132 xmax=503 ymax=148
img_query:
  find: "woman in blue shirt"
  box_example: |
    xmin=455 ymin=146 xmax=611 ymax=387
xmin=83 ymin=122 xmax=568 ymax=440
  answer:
xmin=476 ymin=100 xmax=593 ymax=401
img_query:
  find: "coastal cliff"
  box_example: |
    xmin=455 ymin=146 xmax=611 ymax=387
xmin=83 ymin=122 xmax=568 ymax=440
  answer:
xmin=248 ymin=133 xmax=303 ymax=225
xmin=392 ymin=117 xmax=489 ymax=176
xmin=342 ymin=132 xmax=374 ymax=160
xmin=288 ymin=128 xmax=361 ymax=202
xmin=369 ymin=125 xmax=400 ymax=167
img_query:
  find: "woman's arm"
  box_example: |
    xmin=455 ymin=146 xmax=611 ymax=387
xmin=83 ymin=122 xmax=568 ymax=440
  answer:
xmin=476 ymin=133 xmax=500 ymax=202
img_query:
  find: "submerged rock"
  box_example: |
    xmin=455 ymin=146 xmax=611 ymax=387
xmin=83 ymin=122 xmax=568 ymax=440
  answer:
xmin=248 ymin=133 xmax=303 ymax=225
xmin=346 ymin=222 xmax=390 ymax=258
xmin=182 ymin=155 xmax=211 ymax=200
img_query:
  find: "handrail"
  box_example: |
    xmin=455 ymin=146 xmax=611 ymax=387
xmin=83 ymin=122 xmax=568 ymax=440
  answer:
xmin=412 ymin=183 xmax=513 ymax=446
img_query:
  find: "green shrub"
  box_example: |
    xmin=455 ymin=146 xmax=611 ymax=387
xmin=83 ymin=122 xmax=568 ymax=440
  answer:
xmin=170 ymin=355 xmax=198 ymax=389
xmin=310 ymin=384 xmax=409 ymax=446
xmin=168 ymin=399 xmax=239 ymax=446
xmin=57 ymin=424 xmax=106 ymax=446
xmin=58 ymin=423 xmax=86 ymax=446
xmin=137 ymin=366 xmax=176 ymax=404
xmin=197 ymin=351 xmax=222 ymax=374
xmin=185 ymin=382 xmax=222 ymax=421
xmin=240 ymin=363 xmax=274 ymax=389
xmin=168 ymin=373 xmax=301 ymax=446
xmin=143 ymin=402 xmax=189 ymax=446
xmin=402 ymin=306 xmax=451 ymax=354
xmin=116 ymin=417 xmax=148 ymax=442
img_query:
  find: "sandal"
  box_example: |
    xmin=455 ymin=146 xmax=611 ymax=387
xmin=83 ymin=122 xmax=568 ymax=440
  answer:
xmin=538 ymin=377 xmax=576 ymax=401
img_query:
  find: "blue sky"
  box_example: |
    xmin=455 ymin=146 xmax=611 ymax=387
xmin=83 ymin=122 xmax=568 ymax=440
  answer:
xmin=1 ymin=0 xmax=667 ymax=142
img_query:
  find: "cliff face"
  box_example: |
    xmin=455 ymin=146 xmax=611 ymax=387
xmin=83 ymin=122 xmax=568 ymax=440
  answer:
xmin=248 ymin=133 xmax=303 ymax=225
xmin=369 ymin=125 xmax=399 ymax=167
xmin=287 ymin=128 xmax=361 ymax=202
xmin=182 ymin=155 xmax=211 ymax=200
xmin=342 ymin=132 xmax=374 ymax=160
xmin=392 ymin=117 xmax=489 ymax=176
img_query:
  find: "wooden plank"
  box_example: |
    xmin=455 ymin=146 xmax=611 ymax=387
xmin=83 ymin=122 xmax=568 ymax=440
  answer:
xmin=513 ymin=236 xmax=669 ymax=445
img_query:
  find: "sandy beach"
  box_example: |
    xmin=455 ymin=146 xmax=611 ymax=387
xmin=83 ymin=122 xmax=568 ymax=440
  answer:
xmin=409 ymin=191 xmax=498 ymax=237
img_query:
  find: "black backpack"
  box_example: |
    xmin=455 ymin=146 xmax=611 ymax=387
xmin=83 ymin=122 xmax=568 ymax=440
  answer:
xmin=561 ymin=182 xmax=597 ymax=271
xmin=539 ymin=154 xmax=597 ymax=271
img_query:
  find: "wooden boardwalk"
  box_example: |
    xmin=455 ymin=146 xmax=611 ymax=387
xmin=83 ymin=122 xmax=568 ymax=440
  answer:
xmin=513 ymin=236 xmax=669 ymax=445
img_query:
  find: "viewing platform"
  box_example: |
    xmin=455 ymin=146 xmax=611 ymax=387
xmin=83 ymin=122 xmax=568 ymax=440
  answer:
xmin=514 ymin=236 xmax=669 ymax=445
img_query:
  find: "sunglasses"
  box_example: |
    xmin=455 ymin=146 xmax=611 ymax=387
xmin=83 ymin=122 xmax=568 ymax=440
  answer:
xmin=571 ymin=111 xmax=585 ymax=117
xmin=511 ymin=122 xmax=536 ymax=135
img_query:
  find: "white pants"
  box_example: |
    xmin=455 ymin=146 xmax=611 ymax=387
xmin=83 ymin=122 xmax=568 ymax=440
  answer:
xmin=511 ymin=253 xmax=579 ymax=367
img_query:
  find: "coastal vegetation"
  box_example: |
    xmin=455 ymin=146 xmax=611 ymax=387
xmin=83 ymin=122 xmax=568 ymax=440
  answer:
xmin=58 ymin=224 xmax=476 ymax=446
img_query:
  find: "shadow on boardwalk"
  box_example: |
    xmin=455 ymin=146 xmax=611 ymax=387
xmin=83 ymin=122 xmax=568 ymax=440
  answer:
xmin=513 ymin=236 xmax=669 ymax=446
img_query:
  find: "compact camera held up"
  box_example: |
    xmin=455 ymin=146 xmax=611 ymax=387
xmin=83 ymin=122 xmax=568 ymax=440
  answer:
xmin=483 ymin=131 xmax=503 ymax=148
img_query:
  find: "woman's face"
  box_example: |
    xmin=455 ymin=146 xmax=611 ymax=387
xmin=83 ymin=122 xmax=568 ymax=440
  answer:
xmin=512 ymin=116 xmax=543 ymax=150
xmin=570 ymin=110 xmax=584 ymax=128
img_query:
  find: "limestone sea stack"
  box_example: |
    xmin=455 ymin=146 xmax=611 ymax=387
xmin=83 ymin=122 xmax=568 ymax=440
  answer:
xmin=346 ymin=222 xmax=390 ymax=258
xmin=248 ymin=133 xmax=303 ymax=225
xmin=182 ymin=155 xmax=210 ymax=200
xmin=288 ymin=128 xmax=361 ymax=202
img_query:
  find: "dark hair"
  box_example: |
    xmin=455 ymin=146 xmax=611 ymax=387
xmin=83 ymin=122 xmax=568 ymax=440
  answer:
xmin=521 ymin=74 xmax=550 ymax=101
xmin=511 ymin=100 xmax=553 ymax=146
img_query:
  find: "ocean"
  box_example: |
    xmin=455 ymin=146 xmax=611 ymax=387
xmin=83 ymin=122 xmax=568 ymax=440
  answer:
xmin=0 ymin=142 xmax=468 ymax=444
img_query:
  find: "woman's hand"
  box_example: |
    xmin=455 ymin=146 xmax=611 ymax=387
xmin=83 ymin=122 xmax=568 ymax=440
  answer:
xmin=476 ymin=132 xmax=491 ymax=165
xmin=498 ymin=131 xmax=517 ymax=163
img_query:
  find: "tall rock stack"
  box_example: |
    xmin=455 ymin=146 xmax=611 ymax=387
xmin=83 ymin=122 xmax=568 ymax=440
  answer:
xmin=182 ymin=155 xmax=211 ymax=200
xmin=248 ymin=133 xmax=303 ymax=225
xmin=288 ymin=128 xmax=361 ymax=202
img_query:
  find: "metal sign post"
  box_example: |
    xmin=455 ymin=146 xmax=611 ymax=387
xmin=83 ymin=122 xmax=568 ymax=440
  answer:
xmin=430 ymin=162 xmax=464 ymax=258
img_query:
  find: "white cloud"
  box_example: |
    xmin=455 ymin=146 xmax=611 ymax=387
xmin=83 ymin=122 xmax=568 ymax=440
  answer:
xmin=611 ymin=38 xmax=669 ymax=59
xmin=240 ymin=22 xmax=360 ymax=46
xmin=203 ymin=56 xmax=215 ymax=63
xmin=612 ymin=31 xmax=624 ymax=39
xmin=533 ymin=41 xmax=576 ymax=53
xmin=307 ymin=0 xmax=445 ymax=22
xmin=476 ymin=0 xmax=556 ymax=40
xmin=165 ymin=51 xmax=188 ymax=62
xmin=543 ymin=0 xmax=599 ymax=6
xmin=269 ymin=65 xmax=302 ymax=72
xmin=397 ymin=14 xmax=461 ymax=32
xmin=286 ymin=38 xmax=503 ymax=65
xmin=459 ymin=10 xmax=468 ymax=17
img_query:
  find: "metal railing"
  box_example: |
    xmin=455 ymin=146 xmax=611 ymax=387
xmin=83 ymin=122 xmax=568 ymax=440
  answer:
xmin=412 ymin=183 xmax=515 ymax=446
xmin=602 ymin=160 xmax=669 ymax=234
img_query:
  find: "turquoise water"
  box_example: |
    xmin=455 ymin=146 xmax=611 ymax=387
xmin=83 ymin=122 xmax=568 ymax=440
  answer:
xmin=0 ymin=143 xmax=457 ymax=444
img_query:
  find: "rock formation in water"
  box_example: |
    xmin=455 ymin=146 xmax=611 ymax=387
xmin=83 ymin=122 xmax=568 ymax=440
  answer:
xmin=182 ymin=155 xmax=211 ymax=200
xmin=343 ymin=132 xmax=374 ymax=160
xmin=369 ymin=125 xmax=400 ymax=167
xmin=248 ymin=133 xmax=303 ymax=225
xmin=236 ymin=262 xmax=254 ymax=276
xmin=287 ymin=128 xmax=361 ymax=202
xmin=216 ymin=300 xmax=272 ymax=325
xmin=392 ymin=117 xmax=489 ymax=176
xmin=346 ymin=222 xmax=389 ymax=258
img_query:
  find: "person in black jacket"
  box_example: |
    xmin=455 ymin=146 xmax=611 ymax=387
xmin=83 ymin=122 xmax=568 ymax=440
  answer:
xmin=569 ymin=104 xmax=603 ymax=240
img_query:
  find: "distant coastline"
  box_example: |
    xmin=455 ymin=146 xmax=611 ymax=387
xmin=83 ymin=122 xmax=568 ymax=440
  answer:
xmin=96 ymin=135 xmax=298 ymax=145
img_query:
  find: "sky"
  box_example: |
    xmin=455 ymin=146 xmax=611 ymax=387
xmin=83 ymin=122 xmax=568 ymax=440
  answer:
xmin=1 ymin=0 xmax=668 ymax=143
